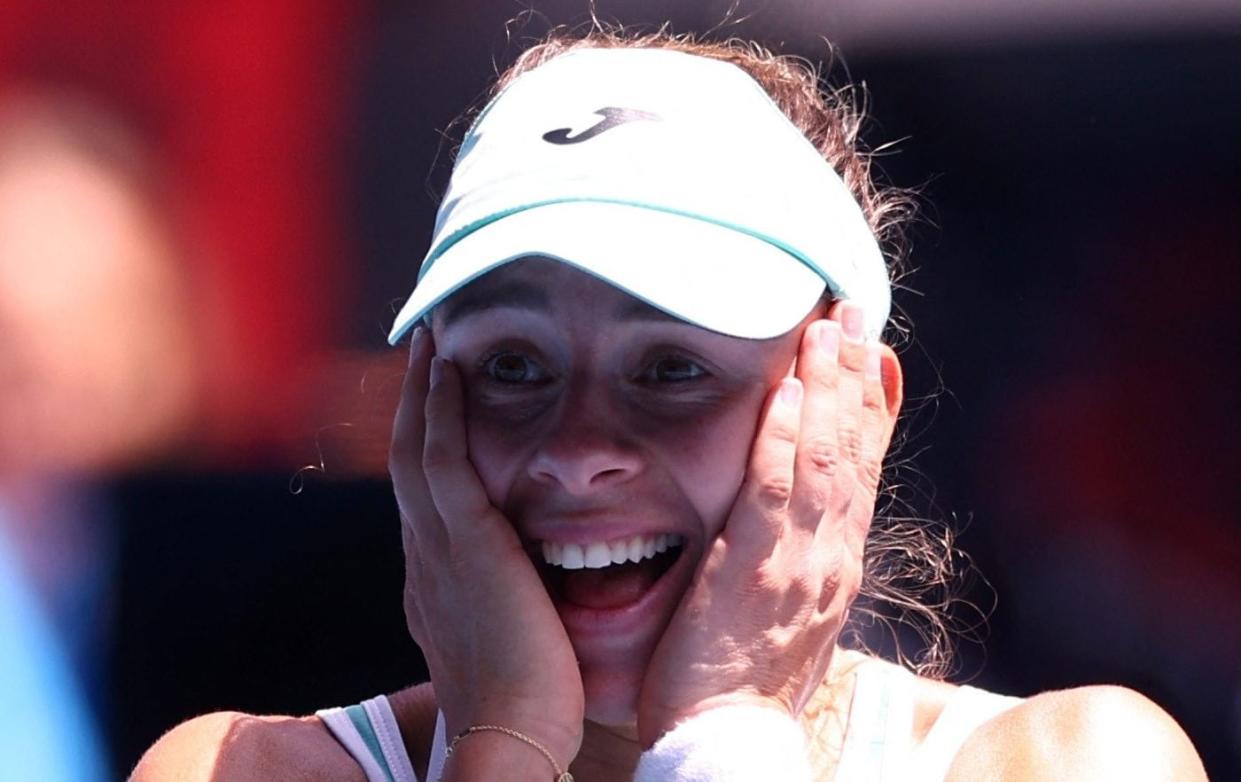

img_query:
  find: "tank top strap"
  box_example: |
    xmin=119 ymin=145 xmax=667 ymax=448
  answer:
xmin=832 ymin=661 xmax=1024 ymax=782
xmin=833 ymin=659 xmax=916 ymax=781
xmin=316 ymin=695 xmax=420 ymax=782
xmin=425 ymin=711 xmax=449 ymax=782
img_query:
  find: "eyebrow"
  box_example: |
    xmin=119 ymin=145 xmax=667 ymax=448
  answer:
xmin=436 ymin=276 xmax=685 ymax=327
xmin=614 ymin=296 xmax=682 ymax=323
xmin=436 ymin=280 xmax=552 ymax=327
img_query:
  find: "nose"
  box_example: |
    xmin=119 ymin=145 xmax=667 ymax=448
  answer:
xmin=526 ymin=388 xmax=643 ymax=494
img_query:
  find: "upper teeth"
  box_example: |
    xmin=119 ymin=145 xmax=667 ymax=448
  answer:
xmin=542 ymin=533 xmax=684 ymax=570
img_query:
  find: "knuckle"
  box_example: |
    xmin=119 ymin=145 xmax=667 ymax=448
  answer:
xmin=445 ymin=536 xmax=488 ymax=571
xmin=754 ymin=475 xmax=794 ymax=507
xmin=810 ymin=363 xmax=839 ymax=390
xmin=821 ymin=566 xmax=845 ymax=593
xmin=803 ymin=438 xmax=840 ymax=477
xmin=771 ymin=423 xmax=799 ymax=447
xmin=841 ymin=343 xmax=868 ymax=374
xmin=388 ymin=428 xmax=416 ymax=469
xmin=838 ymin=421 xmax=864 ymax=464
xmin=785 ymin=575 xmax=815 ymax=605
xmin=747 ymin=563 xmax=782 ymax=595
xmin=388 ymin=443 xmax=414 ymax=478
xmin=862 ymin=388 xmax=884 ymax=412
xmin=421 ymin=441 xmax=454 ymax=472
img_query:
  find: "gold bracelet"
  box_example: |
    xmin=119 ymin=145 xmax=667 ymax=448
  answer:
xmin=446 ymin=724 xmax=573 ymax=782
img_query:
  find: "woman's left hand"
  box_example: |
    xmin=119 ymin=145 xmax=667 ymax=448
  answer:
xmin=636 ymin=301 xmax=901 ymax=746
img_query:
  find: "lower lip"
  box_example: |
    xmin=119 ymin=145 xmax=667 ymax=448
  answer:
xmin=553 ymin=547 xmax=692 ymax=651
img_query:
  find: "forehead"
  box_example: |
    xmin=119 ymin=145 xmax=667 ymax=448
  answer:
xmin=432 ymin=257 xmax=683 ymax=330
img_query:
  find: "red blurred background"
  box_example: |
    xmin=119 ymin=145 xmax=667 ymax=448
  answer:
xmin=0 ymin=1 xmax=362 ymax=465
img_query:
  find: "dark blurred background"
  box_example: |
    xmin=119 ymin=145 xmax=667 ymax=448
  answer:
xmin=0 ymin=1 xmax=1237 ymax=779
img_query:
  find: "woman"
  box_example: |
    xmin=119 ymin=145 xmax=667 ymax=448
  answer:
xmin=134 ymin=29 xmax=1207 ymax=781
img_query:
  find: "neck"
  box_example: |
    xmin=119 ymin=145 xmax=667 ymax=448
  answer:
xmin=801 ymin=648 xmax=868 ymax=777
xmin=570 ymin=721 xmax=643 ymax=782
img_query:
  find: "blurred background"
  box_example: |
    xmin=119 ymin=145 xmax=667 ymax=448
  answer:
xmin=0 ymin=1 xmax=1237 ymax=779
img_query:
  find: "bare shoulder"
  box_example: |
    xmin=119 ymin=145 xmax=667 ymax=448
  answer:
xmin=130 ymin=709 xmax=363 ymax=782
xmin=131 ymin=710 xmax=364 ymax=782
xmin=945 ymin=685 xmax=1207 ymax=781
xmin=130 ymin=684 xmax=439 ymax=782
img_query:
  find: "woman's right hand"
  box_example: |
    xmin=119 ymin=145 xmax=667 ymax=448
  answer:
xmin=389 ymin=327 xmax=584 ymax=768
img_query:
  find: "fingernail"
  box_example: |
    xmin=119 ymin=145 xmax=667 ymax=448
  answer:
xmin=779 ymin=378 xmax=803 ymax=406
xmin=842 ymin=302 xmax=865 ymax=343
xmin=429 ymin=356 xmax=445 ymax=388
xmin=409 ymin=326 xmax=426 ymax=364
xmin=819 ymin=321 xmax=840 ymax=361
xmin=865 ymin=343 xmax=882 ymax=379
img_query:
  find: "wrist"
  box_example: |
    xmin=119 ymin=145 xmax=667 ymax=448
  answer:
xmin=443 ymin=728 xmax=572 ymax=781
xmin=446 ymin=702 xmax=582 ymax=766
xmin=444 ymin=722 xmax=579 ymax=782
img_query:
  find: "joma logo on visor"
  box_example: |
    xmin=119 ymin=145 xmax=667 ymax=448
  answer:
xmin=543 ymin=107 xmax=662 ymax=145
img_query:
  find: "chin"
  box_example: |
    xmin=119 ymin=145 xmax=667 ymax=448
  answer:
xmin=581 ymin=660 xmax=644 ymax=727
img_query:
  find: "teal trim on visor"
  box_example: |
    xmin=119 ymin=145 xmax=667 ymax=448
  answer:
xmin=417 ymin=197 xmax=846 ymax=294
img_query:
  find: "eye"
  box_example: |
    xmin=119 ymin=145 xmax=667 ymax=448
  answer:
xmin=639 ymin=355 xmax=708 ymax=384
xmin=481 ymin=351 xmax=550 ymax=385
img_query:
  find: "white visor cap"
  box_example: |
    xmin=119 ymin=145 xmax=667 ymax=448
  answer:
xmin=387 ymin=47 xmax=890 ymax=344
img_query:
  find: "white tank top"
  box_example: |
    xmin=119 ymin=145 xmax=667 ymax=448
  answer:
xmin=834 ymin=659 xmax=1023 ymax=780
xmin=318 ymin=663 xmax=1021 ymax=781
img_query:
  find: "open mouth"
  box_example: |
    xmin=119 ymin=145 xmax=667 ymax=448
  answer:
xmin=533 ymin=533 xmax=685 ymax=611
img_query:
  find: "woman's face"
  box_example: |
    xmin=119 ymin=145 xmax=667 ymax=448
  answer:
xmin=431 ymin=257 xmax=822 ymax=726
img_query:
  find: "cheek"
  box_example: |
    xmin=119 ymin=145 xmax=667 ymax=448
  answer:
xmin=632 ymin=394 xmax=765 ymax=539
xmin=463 ymin=405 xmax=535 ymax=507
